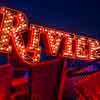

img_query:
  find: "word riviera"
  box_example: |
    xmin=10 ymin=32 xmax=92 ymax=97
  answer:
xmin=0 ymin=7 xmax=100 ymax=64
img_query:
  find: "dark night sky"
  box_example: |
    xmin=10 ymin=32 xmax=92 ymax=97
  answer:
xmin=0 ymin=0 xmax=100 ymax=39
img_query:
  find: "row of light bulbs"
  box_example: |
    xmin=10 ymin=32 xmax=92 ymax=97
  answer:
xmin=27 ymin=25 xmax=41 ymax=62
xmin=0 ymin=7 xmax=100 ymax=64
xmin=62 ymin=34 xmax=74 ymax=57
xmin=46 ymin=29 xmax=63 ymax=55
xmin=76 ymin=37 xmax=88 ymax=59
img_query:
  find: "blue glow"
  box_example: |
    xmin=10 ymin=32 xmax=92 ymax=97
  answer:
xmin=23 ymin=71 xmax=29 ymax=77
xmin=0 ymin=54 xmax=8 ymax=65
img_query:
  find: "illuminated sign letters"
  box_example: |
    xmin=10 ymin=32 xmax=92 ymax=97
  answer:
xmin=0 ymin=7 xmax=100 ymax=64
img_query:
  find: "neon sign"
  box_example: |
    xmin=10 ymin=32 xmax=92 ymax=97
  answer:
xmin=0 ymin=7 xmax=100 ymax=64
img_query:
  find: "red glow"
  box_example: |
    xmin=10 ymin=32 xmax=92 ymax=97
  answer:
xmin=88 ymin=38 xmax=100 ymax=60
xmin=26 ymin=24 xmax=41 ymax=63
xmin=0 ymin=7 xmax=100 ymax=64
xmin=60 ymin=33 xmax=76 ymax=58
xmin=76 ymin=71 xmax=100 ymax=99
xmin=43 ymin=28 xmax=63 ymax=55
xmin=76 ymin=36 xmax=88 ymax=60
